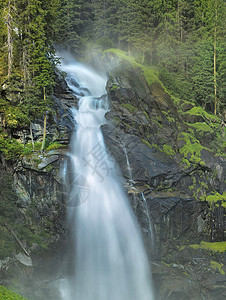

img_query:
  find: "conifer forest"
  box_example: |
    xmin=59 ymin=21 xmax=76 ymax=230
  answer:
xmin=0 ymin=1 xmax=225 ymax=300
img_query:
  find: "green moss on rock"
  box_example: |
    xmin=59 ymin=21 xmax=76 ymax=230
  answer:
xmin=141 ymin=139 xmax=152 ymax=148
xmin=184 ymin=107 xmax=220 ymax=122
xmin=210 ymin=261 xmax=225 ymax=275
xmin=0 ymin=286 xmax=28 ymax=299
xmin=178 ymin=132 xmax=207 ymax=169
xmin=104 ymin=48 xmax=159 ymax=86
xmin=110 ymin=84 xmax=118 ymax=90
xmin=180 ymin=242 xmax=226 ymax=253
xmin=121 ymin=103 xmax=138 ymax=113
xmin=162 ymin=144 xmax=175 ymax=156
xmin=188 ymin=122 xmax=214 ymax=134
xmin=142 ymin=66 xmax=159 ymax=86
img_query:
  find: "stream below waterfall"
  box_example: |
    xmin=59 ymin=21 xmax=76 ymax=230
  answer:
xmin=59 ymin=56 xmax=154 ymax=300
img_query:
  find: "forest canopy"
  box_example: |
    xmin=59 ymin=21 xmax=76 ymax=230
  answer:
xmin=0 ymin=0 xmax=225 ymax=120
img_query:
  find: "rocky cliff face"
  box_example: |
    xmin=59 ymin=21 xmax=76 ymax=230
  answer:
xmin=102 ymin=51 xmax=226 ymax=299
xmin=0 ymin=51 xmax=225 ymax=300
xmin=0 ymin=73 xmax=76 ymax=299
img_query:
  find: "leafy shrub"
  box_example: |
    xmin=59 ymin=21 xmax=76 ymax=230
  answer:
xmin=0 ymin=132 xmax=24 ymax=160
xmin=46 ymin=142 xmax=64 ymax=151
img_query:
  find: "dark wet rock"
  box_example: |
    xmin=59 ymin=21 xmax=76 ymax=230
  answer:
xmin=181 ymin=101 xmax=195 ymax=112
xmin=152 ymin=258 xmax=226 ymax=300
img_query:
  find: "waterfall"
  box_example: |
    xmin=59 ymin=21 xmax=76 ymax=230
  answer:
xmin=122 ymin=145 xmax=154 ymax=247
xmin=141 ymin=192 xmax=155 ymax=248
xmin=122 ymin=144 xmax=134 ymax=186
xmin=59 ymin=56 xmax=155 ymax=300
xmin=122 ymin=144 xmax=137 ymax=211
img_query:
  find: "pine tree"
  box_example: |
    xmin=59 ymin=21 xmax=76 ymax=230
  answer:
xmin=0 ymin=0 xmax=59 ymax=125
xmin=0 ymin=0 xmax=8 ymax=80
xmin=57 ymin=0 xmax=84 ymax=52
xmin=0 ymin=0 xmax=17 ymax=80
xmin=193 ymin=0 xmax=226 ymax=113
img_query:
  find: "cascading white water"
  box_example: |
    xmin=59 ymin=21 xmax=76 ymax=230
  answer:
xmin=122 ymin=144 xmax=134 ymax=187
xmin=60 ymin=56 xmax=154 ymax=300
xmin=141 ymin=193 xmax=155 ymax=247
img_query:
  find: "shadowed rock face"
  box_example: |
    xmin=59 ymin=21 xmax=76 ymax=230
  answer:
xmin=0 ymin=52 xmax=225 ymax=300
xmin=101 ymin=51 xmax=226 ymax=299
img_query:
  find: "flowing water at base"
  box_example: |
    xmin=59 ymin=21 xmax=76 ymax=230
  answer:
xmin=59 ymin=57 xmax=154 ymax=300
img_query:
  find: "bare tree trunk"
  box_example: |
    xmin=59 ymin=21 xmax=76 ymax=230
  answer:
xmin=30 ymin=123 xmax=34 ymax=151
xmin=22 ymin=0 xmax=31 ymax=85
xmin=180 ymin=19 xmax=183 ymax=42
xmin=177 ymin=1 xmax=183 ymax=42
xmin=23 ymin=45 xmax=28 ymax=83
xmin=41 ymin=87 xmax=47 ymax=152
xmin=117 ymin=36 xmax=121 ymax=48
xmin=7 ymin=0 xmax=13 ymax=77
xmin=4 ymin=223 xmax=29 ymax=256
xmin=141 ymin=51 xmax=145 ymax=64
xmin=214 ymin=2 xmax=218 ymax=115
xmin=128 ymin=43 xmax=131 ymax=55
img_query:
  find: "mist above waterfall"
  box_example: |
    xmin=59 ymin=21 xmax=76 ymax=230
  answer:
xmin=59 ymin=54 xmax=155 ymax=300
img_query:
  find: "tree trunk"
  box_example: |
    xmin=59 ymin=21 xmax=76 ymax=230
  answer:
xmin=7 ymin=0 xmax=13 ymax=77
xmin=41 ymin=87 xmax=47 ymax=152
xmin=177 ymin=1 xmax=183 ymax=42
xmin=4 ymin=223 xmax=29 ymax=256
xmin=30 ymin=123 xmax=34 ymax=151
xmin=141 ymin=51 xmax=145 ymax=64
xmin=214 ymin=2 xmax=218 ymax=115
xmin=180 ymin=19 xmax=183 ymax=42
xmin=128 ymin=43 xmax=131 ymax=55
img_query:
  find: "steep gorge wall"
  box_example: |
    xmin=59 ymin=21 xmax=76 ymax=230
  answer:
xmin=0 ymin=51 xmax=225 ymax=299
xmin=102 ymin=51 xmax=226 ymax=299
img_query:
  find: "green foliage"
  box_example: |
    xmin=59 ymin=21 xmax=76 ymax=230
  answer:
xmin=95 ymin=37 xmax=114 ymax=50
xmin=161 ymin=70 xmax=192 ymax=101
xmin=46 ymin=142 xmax=64 ymax=151
xmin=0 ymin=286 xmax=28 ymax=300
xmin=192 ymin=39 xmax=214 ymax=109
xmin=0 ymin=0 xmax=58 ymax=119
xmin=0 ymin=130 xmax=46 ymax=160
xmin=200 ymin=191 xmax=226 ymax=208
xmin=56 ymin=0 xmax=91 ymax=53
xmin=0 ymin=132 xmax=24 ymax=160
xmin=1 ymin=0 xmax=225 ymax=121
xmin=0 ymin=121 xmax=65 ymax=160
xmin=0 ymin=97 xmax=30 ymax=128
